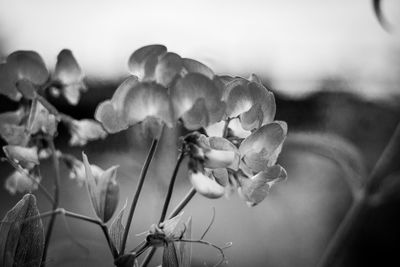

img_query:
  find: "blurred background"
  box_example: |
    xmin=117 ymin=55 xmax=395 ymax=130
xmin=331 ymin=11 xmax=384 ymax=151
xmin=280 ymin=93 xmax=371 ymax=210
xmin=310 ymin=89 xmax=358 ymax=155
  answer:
xmin=0 ymin=0 xmax=400 ymax=266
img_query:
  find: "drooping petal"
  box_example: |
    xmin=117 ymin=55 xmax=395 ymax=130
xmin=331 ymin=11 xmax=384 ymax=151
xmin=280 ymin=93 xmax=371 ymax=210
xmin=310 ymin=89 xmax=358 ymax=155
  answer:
xmin=6 ymin=51 xmax=49 ymax=85
xmin=3 ymin=145 xmax=39 ymax=169
xmin=239 ymin=121 xmax=287 ymax=172
xmin=189 ymin=171 xmax=225 ymax=199
xmin=238 ymin=165 xmax=287 ymax=206
xmin=16 ymin=79 xmax=36 ymax=99
xmin=128 ymin=45 xmax=167 ymax=81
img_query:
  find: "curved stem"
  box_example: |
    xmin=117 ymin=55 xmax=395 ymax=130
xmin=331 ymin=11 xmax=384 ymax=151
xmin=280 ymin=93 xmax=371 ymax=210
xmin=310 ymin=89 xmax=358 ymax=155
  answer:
xmin=318 ymin=121 xmax=400 ymax=267
xmin=158 ymin=150 xmax=185 ymax=223
xmin=41 ymin=138 xmax=60 ymax=267
xmin=222 ymin=118 xmax=231 ymax=138
xmin=120 ymin=139 xmax=159 ymax=255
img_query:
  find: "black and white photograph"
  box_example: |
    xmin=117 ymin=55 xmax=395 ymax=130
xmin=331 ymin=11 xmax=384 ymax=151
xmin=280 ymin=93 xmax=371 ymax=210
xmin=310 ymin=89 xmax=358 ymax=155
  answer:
xmin=0 ymin=0 xmax=399 ymax=266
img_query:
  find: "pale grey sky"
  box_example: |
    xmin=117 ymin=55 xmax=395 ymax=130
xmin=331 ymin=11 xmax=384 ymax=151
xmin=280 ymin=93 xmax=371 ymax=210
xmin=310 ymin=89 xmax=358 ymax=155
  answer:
xmin=0 ymin=0 xmax=399 ymax=99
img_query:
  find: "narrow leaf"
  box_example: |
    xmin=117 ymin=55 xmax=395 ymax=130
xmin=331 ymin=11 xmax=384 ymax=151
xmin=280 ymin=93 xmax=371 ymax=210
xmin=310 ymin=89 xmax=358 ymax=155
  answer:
xmin=162 ymin=242 xmax=180 ymax=267
xmin=109 ymin=200 xmax=127 ymax=253
xmin=179 ymin=217 xmax=192 ymax=267
xmin=0 ymin=194 xmax=44 ymax=267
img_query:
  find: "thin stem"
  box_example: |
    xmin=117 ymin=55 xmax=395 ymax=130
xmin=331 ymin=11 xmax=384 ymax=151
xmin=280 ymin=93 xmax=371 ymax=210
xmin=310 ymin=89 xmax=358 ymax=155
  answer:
xmin=168 ymin=187 xmax=197 ymax=219
xmin=222 ymin=118 xmax=231 ymax=138
xmin=41 ymin=138 xmax=60 ymax=267
xmin=141 ymin=247 xmax=156 ymax=267
xmin=120 ymin=139 xmax=159 ymax=255
xmin=2 ymin=157 xmax=54 ymax=204
xmin=158 ymin=150 xmax=185 ymax=223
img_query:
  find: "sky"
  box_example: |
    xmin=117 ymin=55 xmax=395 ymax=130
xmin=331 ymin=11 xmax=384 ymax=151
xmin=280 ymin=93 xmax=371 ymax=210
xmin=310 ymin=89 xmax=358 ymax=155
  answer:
xmin=0 ymin=0 xmax=399 ymax=99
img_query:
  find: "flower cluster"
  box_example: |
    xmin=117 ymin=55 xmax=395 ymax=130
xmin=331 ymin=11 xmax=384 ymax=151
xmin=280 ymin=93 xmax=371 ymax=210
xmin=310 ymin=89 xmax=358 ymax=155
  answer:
xmin=95 ymin=44 xmax=288 ymax=206
xmin=0 ymin=50 xmax=106 ymax=194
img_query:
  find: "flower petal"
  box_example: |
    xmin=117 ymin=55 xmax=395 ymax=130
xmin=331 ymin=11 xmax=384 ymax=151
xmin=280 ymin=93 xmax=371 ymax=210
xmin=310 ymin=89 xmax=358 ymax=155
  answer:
xmin=3 ymin=145 xmax=39 ymax=169
xmin=6 ymin=51 xmax=49 ymax=85
xmin=123 ymin=82 xmax=173 ymax=127
xmin=189 ymin=171 xmax=225 ymax=199
xmin=128 ymin=45 xmax=167 ymax=81
xmin=0 ymin=124 xmax=30 ymax=146
xmin=5 ymin=171 xmax=39 ymax=194
xmin=94 ymin=76 xmax=139 ymax=133
xmin=155 ymin=52 xmax=183 ymax=87
xmin=68 ymin=119 xmax=107 ymax=146
xmin=182 ymin=58 xmax=214 ymax=79
xmin=239 ymin=121 xmax=287 ymax=172
xmin=171 ymin=73 xmax=224 ymax=127
xmin=208 ymin=136 xmax=240 ymax=170
xmin=0 ymin=64 xmax=22 ymax=101
xmin=54 ymin=49 xmax=85 ymax=85
xmin=16 ymin=79 xmax=36 ymax=99
xmin=238 ymin=165 xmax=287 ymax=206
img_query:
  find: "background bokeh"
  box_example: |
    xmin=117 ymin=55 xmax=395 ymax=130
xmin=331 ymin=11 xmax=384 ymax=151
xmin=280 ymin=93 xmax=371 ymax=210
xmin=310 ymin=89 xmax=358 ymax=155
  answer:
xmin=1 ymin=1 xmax=400 ymax=266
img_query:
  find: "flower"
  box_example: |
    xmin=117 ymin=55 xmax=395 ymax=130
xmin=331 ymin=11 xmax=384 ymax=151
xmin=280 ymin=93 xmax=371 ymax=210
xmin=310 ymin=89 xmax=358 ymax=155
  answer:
xmin=0 ymin=51 xmax=49 ymax=101
xmin=3 ymin=145 xmax=39 ymax=170
xmin=5 ymin=170 xmax=40 ymax=195
xmin=184 ymin=132 xmax=239 ymax=199
xmin=95 ymin=45 xmax=225 ymax=137
xmin=236 ymin=121 xmax=288 ymax=206
xmin=52 ymin=49 xmax=87 ymax=105
xmin=68 ymin=119 xmax=107 ymax=146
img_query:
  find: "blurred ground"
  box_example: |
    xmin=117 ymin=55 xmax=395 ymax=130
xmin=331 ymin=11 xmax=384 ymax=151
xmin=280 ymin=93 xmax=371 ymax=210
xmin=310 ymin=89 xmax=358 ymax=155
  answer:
xmin=1 ymin=84 xmax=399 ymax=266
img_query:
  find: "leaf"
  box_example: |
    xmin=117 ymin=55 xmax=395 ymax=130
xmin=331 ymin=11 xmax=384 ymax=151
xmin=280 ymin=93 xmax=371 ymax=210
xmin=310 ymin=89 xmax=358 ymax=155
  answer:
xmin=0 ymin=194 xmax=44 ymax=267
xmin=162 ymin=242 xmax=180 ymax=267
xmin=179 ymin=217 xmax=192 ymax=267
xmin=161 ymin=213 xmax=184 ymax=239
xmin=109 ymin=200 xmax=128 ymax=253
xmin=285 ymin=132 xmax=367 ymax=195
xmin=82 ymin=152 xmax=120 ymax=223
xmin=238 ymin=165 xmax=287 ymax=207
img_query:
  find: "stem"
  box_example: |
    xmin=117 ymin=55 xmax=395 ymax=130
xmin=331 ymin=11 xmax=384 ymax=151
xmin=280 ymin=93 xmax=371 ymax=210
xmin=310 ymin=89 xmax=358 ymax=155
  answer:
xmin=168 ymin=187 xmax=197 ymax=219
xmin=41 ymin=138 xmax=60 ymax=267
xmin=120 ymin=139 xmax=159 ymax=255
xmin=158 ymin=150 xmax=185 ymax=223
xmin=318 ymin=121 xmax=400 ymax=267
xmin=222 ymin=118 xmax=231 ymax=138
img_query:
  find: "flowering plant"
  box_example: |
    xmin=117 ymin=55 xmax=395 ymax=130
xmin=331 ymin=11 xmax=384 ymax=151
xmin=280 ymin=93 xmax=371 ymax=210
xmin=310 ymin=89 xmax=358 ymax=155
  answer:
xmin=0 ymin=45 xmax=288 ymax=267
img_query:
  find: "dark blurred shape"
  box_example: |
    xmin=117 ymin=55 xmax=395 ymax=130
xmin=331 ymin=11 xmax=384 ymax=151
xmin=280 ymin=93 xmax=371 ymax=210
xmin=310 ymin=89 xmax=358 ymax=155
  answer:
xmin=373 ymin=0 xmax=393 ymax=32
